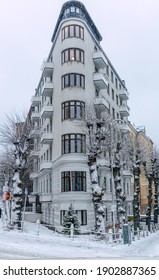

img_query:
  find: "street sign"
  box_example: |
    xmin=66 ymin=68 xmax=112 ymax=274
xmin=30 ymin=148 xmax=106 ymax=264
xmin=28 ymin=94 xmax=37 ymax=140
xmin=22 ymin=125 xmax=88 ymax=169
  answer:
xmin=3 ymin=192 xmax=10 ymax=201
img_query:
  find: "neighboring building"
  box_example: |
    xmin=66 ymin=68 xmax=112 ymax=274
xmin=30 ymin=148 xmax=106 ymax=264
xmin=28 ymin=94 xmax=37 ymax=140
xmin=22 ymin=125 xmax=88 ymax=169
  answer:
xmin=29 ymin=0 xmax=131 ymax=230
xmin=129 ymin=123 xmax=154 ymax=216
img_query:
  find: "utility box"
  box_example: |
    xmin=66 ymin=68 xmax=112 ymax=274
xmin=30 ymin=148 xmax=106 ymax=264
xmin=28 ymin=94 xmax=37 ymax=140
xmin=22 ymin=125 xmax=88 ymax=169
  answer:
xmin=122 ymin=224 xmax=131 ymax=244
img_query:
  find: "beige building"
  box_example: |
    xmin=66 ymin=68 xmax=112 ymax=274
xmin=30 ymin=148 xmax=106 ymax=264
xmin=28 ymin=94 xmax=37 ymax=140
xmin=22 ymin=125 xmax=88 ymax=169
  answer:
xmin=129 ymin=123 xmax=154 ymax=216
xmin=29 ymin=0 xmax=132 ymax=230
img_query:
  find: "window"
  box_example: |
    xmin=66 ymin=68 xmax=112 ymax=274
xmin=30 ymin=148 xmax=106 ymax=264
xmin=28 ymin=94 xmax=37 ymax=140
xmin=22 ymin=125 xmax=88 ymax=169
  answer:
xmin=110 ymin=178 xmax=112 ymax=192
xmin=106 ymin=64 xmax=109 ymax=76
xmin=112 ymin=89 xmax=114 ymax=100
xmin=61 ymin=48 xmax=84 ymax=64
xmin=62 ymin=73 xmax=85 ymax=89
xmin=105 ymin=208 xmax=108 ymax=221
xmin=61 ymin=171 xmax=86 ymax=192
xmin=112 ymin=107 xmax=115 ymax=119
xmin=103 ymin=177 xmax=107 ymax=190
xmin=60 ymin=210 xmax=67 ymax=225
xmin=76 ymin=210 xmax=87 ymax=225
xmin=111 ymin=71 xmax=114 ymax=83
xmin=62 ymin=25 xmax=84 ymax=40
xmin=116 ymin=94 xmax=119 ymax=105
xmin=115 ymin=78 xmax=118 ymax=89
xmin=62 ymin=134 xmax=86 ymax=154
xmin=62 ymin=101 xmax=85 ymax=120
xmin=107 ymin=83 xmax=110 ymax=95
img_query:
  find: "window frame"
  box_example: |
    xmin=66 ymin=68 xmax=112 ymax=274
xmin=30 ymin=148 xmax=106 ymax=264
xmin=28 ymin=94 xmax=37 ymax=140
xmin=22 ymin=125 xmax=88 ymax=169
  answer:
xmin=61 ymin=171 xmax=87 ymax=192
xmin=61 ymin=48 xmax=84 ymax=64
xmin=61 ymin=73 xmax=85 ymax=89
xmin=62 ymin=25 xmax=84 ymax=41
xmin=62 ymin=133 xmax=86 ymax=154
xmin=62 ymin=100 xmax=85 ymax=120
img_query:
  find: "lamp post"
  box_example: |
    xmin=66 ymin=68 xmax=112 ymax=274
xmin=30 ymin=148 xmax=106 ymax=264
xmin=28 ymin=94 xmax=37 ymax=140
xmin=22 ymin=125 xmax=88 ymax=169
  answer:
xmin=110 ymin=119 xmax=130 ymax=233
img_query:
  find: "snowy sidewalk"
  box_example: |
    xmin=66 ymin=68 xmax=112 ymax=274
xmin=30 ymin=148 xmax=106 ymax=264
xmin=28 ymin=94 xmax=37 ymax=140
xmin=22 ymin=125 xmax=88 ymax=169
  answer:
xmin=0 ymin=220 xmax=159 ymax=259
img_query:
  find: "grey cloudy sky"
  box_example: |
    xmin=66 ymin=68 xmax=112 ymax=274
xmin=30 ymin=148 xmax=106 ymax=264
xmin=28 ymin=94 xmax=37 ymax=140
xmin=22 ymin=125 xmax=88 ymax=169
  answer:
xmin=0 ymin=0 xmax=159 ymax=145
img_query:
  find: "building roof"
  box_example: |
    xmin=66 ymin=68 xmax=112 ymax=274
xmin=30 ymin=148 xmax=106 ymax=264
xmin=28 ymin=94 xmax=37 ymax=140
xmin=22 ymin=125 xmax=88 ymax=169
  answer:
xmin=51 ymin=0 xmax=102 ymax=43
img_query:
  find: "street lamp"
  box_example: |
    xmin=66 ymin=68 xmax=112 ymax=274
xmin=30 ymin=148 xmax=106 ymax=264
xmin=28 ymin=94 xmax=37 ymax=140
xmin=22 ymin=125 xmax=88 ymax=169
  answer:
xmin=110 ymin=119 xmax=130 ymax=235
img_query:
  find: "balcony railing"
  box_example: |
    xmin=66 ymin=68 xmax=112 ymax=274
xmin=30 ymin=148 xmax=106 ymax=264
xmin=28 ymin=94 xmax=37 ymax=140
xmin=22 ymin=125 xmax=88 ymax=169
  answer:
xmin=41 ymin=131 xmax=53 ymax=144
xmin=94 ymin=96 xmax=109 ymax=111
xmin=31 ymin=95 xmax=41 ymax=106
xmin=39 ymin=193 xmax=52 ymax=202
xmin=118 ymin=88 xmax=129 ymax=100
xmin=40 ymin=161 xmax=52 ymax=172
xmin=29 ymin=149 xmax=39 ymax=158
xmin=93 ymin=51 xmax=108 ymax=69
xmin=30 ymin=172 xmax=39 ymax=180
xmin=119 ymin=104 xmax=130 ymax=117
xmin=31 ymin=112 xmax=40 ymax=121
xmin=41 ymin=79 xmax=53 ymax=97
xmin=42 ymin=61 xmax=54 ymax=77
xmin=41 ymin=104 xmax=53 ymax=119
xmin=93 ymin=72 xmax=108 ymax=90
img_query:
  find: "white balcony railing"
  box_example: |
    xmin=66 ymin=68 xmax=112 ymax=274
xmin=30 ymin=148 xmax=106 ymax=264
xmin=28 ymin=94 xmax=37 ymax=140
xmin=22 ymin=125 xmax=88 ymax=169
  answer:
xmin=39 ymin=193 xmax=52 ymax=202
xmin=118 ymin=88 xmax=129 ymax=100
xmin=40 ymin=161 xmax=52 ymax=172
xmin=93 ymin=51 xmax=108 ymax=69
xmin=41 ymin=131 xmax=53 ymax=144
xmin=31 ymin=95 xmax=41 ymax=106
xmin=119 ymin=104 xmax=130 ymax=117
xmin=41 ymin=60 xmax=53 ymax=77
xmin=41 ymin=80 xmax=53 ymax=97
xmin=94 ymin=96 xmax=109 ymax=111
xmin=41 ymin=104 xmax=53 ymax=119
xmin=93 ymin=72 xmax=108 ymax=90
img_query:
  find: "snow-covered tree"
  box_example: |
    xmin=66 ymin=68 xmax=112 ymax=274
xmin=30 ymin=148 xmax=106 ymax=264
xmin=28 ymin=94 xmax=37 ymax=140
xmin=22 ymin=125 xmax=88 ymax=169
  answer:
xmin=0 ymin=111 xmax=32 ymax=229
xmin=132 ymin=154 xmax=141 ymax=234
xmin=85 ymin=105 xmax=130 ymax=233
xmin=113 ymin=142 xmax=126 ymax=225
xmin=62 ymin=205 xmax=80 ymax=235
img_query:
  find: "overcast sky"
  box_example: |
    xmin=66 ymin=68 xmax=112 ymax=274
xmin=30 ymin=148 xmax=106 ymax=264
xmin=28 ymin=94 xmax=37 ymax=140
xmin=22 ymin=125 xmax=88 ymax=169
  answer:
xmin=0 ymin=0 xmax=159 ymax=145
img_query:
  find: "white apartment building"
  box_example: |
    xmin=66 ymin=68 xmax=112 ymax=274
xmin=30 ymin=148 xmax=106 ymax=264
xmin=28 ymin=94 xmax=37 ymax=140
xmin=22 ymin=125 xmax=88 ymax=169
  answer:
xmin=29 ymin=0 xmax=133 ymax=230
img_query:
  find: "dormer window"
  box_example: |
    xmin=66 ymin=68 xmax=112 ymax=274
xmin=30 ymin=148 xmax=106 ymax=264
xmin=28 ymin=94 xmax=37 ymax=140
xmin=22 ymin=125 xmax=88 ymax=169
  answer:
xmin=70 ymin=6 xmax=75 ymax=13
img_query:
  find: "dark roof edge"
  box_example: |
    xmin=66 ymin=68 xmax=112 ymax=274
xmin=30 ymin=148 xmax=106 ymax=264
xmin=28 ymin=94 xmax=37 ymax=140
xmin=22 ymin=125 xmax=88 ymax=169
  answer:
xmin=51 ymin=1 xmax=102 ymax=43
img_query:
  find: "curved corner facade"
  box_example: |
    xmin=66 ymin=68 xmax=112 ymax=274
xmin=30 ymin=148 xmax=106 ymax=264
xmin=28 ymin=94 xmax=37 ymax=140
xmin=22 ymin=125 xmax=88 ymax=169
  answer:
xmin=29 ymin=1 xmax=132 ymax=230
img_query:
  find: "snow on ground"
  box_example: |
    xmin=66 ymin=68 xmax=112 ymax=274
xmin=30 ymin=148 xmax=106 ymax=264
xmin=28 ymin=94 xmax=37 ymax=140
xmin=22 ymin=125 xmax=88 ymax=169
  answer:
xmin=0 ymin=219 xmax=159 ymax=259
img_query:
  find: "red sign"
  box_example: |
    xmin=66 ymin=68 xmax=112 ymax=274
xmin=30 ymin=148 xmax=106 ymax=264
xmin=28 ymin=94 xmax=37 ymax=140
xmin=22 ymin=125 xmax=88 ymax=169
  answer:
xmin=3 ymin=192 xmax=10 ymax=201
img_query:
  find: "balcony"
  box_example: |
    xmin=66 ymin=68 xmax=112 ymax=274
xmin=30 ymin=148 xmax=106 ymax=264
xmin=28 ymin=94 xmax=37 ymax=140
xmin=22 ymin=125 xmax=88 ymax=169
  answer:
xmin=42 ymin=61 xmax=53 ymax=77
xmin=94 ymin=97 xmax=109 ymax=112
xmin=31 ymin=112 xmax=40 ymax=121
xmin=41 ymin=104 xmax=53 ymax=119
xmin=93 ymin=51 xmax=108 ymax=69
xmin=39 ymin=193 xmax=52 ymax=202
xmin=119 ymin=104 xmax=130 ymax=117
xmin=28 ymin=194 xmax=38 ymax=203
xmin=30 ymin=172 xmax=38 ymax=180
xmin=40 ymin=161 xmax=52 ymax=172
xmin=41 ymin=131 xmax=53 ymax=144
xmin=29 ymin=149 xmax=39 ymax=158
xmin=93 ymin=72 xmax=108 ymax=90
xmin=41 ymin=79 xmax=53 ymax=97
xmin=31 ymin=95 xmax=41 ymax=106
xmin=122 ymin=169 xmax=131 ymax=176
xmin=118 ymin=88 xmax=129 ymax=100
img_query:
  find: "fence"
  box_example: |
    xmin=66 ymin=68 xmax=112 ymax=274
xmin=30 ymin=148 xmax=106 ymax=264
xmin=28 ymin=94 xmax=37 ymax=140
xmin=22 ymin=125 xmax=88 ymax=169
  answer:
xmin=1 ymin=218 xmax=159 ymax=245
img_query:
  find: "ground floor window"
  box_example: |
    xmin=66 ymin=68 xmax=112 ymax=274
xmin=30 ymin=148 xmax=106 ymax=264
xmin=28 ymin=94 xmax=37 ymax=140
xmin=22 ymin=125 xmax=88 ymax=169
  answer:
xmin=76 ymin=210 xmax=87 ymax=225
